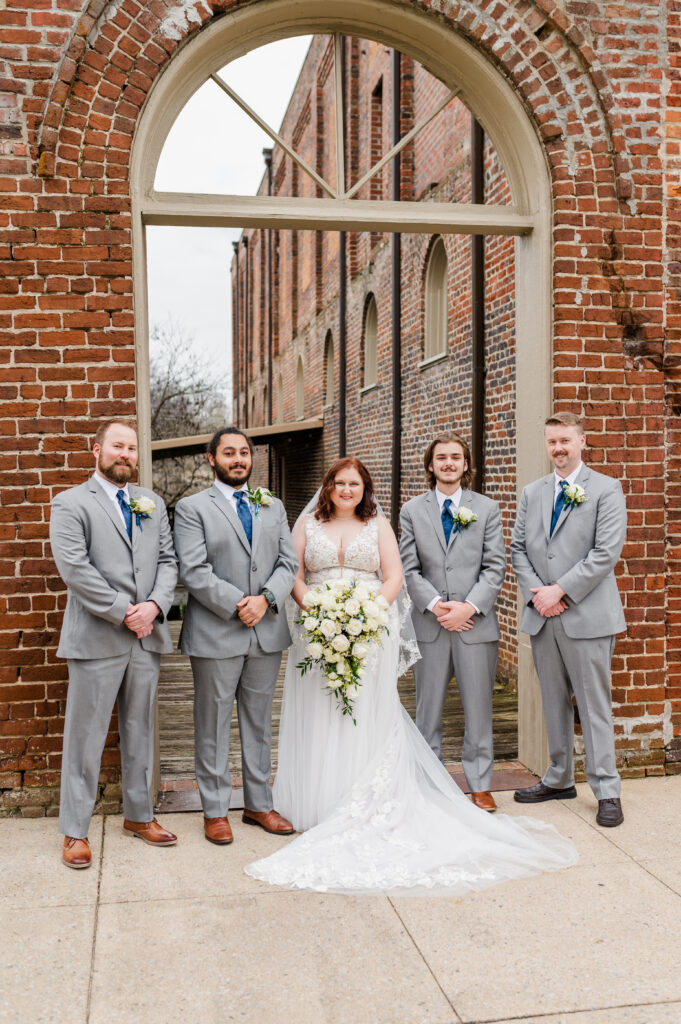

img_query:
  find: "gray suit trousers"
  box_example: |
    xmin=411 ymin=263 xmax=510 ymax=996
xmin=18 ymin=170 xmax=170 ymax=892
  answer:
xmin=191 ymin=630 xmax=282 ymax=817
xmin=531 ymin=616 xmax=620 ymax=799
xmin=413 ymin=629 xmax=497 ymax=792
xmin=59 ymin=641 xmax=160 ymax=838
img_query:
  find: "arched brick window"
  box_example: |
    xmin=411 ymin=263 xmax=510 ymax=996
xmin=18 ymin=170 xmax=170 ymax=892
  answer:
xmin=323 ymin=331 xmax=334 ymax=408
xmin=363 ymin=295 xmax=378 ymax=389
xmin=276 ymin=372 xmax=284 ymax=423
xmin=424 ymin=237 xmax=448 ymax=361
xmin=295 ymin=355 xmax=305 ymax=420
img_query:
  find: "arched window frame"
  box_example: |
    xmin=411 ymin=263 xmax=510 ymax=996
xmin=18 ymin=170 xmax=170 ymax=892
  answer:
xmin=361 ymin=294 xmax=378 ymax=392
xmin=276 ymin=371 xmax=284 ymax=423
xmin=323 ymin=330 xmax=334 ymax=409
xmin=295 ymin=355 xmax=305 ymax=420
xmin=423 ymin=236 xmax=449 ymax=365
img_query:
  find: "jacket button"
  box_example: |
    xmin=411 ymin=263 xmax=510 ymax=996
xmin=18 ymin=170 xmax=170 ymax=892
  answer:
xmin=548 ymin=553 xmax=554 ymax=559
xmin=251 ymin=564 xmax=257 ymax=572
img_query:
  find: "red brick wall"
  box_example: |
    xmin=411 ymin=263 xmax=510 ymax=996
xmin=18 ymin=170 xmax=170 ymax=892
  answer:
xmin=0 ymin=0 xmax=676 ymax=816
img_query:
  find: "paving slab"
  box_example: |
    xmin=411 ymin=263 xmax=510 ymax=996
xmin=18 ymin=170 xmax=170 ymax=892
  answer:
xmin=0 ymin=816 xmax=103 ymax=910
xmin=567 ymin=778 xmax=680 ymax=862
xmin=392 ymin=860 xmax=681 ymax=1022
xmin=99 ymin=814 xmax=293 ymax=904
xmin=0 ymin=904 xmax=94 ymax=1024
xmin=89 ymin=892 xmax=456 ymax=1024
xmin=492 ymin=1005 xmax=681 ymax=1024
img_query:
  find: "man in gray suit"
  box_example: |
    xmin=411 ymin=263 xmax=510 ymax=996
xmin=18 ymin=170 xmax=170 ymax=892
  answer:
xmin=511 ymin=411 xmax=627 ymax=827
xmin=50 ymin=420 xmax=179 ymax=869
xmin=400 ymin=433 xmax=506 ymax=812
xmin=173 ymin=427 xmax=298 ymax=845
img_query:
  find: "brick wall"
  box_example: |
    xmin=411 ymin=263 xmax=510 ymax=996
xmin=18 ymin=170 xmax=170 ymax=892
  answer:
xmin=0 ymin=0 xmax=677 ymax=816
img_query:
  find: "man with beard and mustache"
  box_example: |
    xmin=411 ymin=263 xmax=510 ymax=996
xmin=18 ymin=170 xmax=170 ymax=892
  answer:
xmin=511 ymin=411 xmax=627 ymax=827
xmin=173 ymin=427 xmax=298 ymax=844
xmin=399 ymin=433 xmax=506 ymax=813
xmin=49 ymin=420 xmax=178 ymax=868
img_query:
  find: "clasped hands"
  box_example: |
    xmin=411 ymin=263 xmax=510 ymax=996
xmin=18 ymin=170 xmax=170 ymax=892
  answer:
xmin=124 ymin=601 xmax=160 ymax=638
xmin=433 ymin=599 xmax=476 ymax=632
xmin=237 ymin=594 xmax=269 ymax=627
xmin=530 ymin=583 xmax=567 ymax=618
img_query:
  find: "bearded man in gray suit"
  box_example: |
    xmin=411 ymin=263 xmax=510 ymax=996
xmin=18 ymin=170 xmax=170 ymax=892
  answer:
xmin=511 ymin=411 xmax=627 ymax=827
xmin=173 ymin=427 xmax=298 ymax=845
xmin=400 ymin=433 xmax=506 ymax=813
xmin=50 ymin=420 xmax=179 ymax=869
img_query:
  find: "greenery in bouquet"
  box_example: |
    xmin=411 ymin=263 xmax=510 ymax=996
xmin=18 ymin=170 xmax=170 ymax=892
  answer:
xmin=296 ymin=578 xmax=390 ymax=723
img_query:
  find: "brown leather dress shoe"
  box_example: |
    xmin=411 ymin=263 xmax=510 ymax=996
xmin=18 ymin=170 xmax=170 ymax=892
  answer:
xmin=62 ymin=836 xmax=91 ymax=869
xmin=242 ymin=809 xmax=295 ymax=835
xmin=123 ymin=818 xmax=178 ymax=846
xmin=204 ymin=816 xmax=233 ymax=845
xmin=471 ymin=791 xmax=497 ymax=813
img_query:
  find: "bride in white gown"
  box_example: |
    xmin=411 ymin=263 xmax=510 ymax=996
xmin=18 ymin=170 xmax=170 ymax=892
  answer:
xmin=245 ymin=458 xmax=578 ymax=894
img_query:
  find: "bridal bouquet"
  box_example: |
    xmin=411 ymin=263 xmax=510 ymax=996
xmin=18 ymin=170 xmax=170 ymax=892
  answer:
xmin=296 ymin=579 xmax=390 ymax=723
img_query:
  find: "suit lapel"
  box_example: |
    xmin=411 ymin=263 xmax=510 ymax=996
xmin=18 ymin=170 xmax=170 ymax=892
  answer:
xmin=551 ymin=464 xmax=590 ymax=540
xmin=89 ymin=478 xmax=132 ymax=549
xmin=128 ymin=486 xmax=143 ymax=553
xmin=449 ymin=489 xmax=474 ymax=551
xmin=424 ymin=490 xmax=447 ymax=554
xmin=542 ymin=475 xmax=554 ymax=542
xmin=210 ymin=486 xmax=251 ymax=554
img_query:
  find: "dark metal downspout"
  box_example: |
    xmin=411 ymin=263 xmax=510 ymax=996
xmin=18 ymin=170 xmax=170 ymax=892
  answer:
xmin=263 ymin=147 xmax=274 ymax=487
xmin=232 ymin=241 xmax=240 ymax=425
xmin=390 ymin=49 xmax=402 ymax=533
xmin=471 ymin=117 xmax=485 ymax=492
xmin=243 ymin=235 xmax=250 ymax=428
xmin=338 ymin=35 xmax=347 ymax=458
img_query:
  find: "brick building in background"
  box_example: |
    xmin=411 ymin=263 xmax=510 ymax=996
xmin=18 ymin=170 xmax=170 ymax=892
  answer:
xmin=1 ymin=0 xmax=679 ymax=816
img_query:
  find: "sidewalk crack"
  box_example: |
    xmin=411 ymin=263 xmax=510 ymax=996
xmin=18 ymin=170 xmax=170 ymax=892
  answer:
xmin=85 ymin=815 xmax=106 ymax=1023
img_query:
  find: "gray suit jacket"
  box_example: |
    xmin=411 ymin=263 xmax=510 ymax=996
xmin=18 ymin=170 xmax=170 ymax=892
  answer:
xmin=173 ymin=485 xmax=298 ymax=658
xmin=399 ymin=489 xmax=506 ymax=645
xmin=510 ymin=464 xmax=627 ymax=639
xmin=49 ymin=477 xmax=177 ymax=659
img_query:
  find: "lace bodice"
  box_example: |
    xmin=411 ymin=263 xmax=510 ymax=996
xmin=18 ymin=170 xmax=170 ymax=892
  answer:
xmin=304 ymin=515 xmax=381 ymax=584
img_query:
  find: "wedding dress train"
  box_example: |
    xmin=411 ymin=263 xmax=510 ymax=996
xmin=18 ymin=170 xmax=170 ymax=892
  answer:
xmin=245 ymin=516 xmax=578 ymax=895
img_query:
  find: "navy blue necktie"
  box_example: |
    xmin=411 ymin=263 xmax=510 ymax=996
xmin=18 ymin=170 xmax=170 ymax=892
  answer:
xmin=550 ymin=480 xmax=568 ymax=536
xmin=234 ymin=490 xmax=252 ymax=545
xmin=116 ymin=489 xmax=132 ymax=540
xmin=441 ymin=498 xmax=454 ymax=545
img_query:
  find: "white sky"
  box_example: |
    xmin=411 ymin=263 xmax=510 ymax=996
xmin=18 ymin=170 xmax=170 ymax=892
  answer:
xmin=147 ymin=36 xmax=313 ymax=396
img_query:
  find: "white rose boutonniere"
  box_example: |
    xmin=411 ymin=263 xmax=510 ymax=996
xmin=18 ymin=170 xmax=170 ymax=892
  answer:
xmin=128 ymin=496 xmax=155 ymax=531
xmin=563 ymin=483 xmax=587 ymax=508
xmin=246 ymin=486 xmax=275 ymax=517
xmin=451 ymin=505 xmax=477 ymax=530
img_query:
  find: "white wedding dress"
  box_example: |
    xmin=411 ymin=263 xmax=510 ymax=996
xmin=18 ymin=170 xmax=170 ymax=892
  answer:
xmin=245 ymin=516 xmax=578 ymax=895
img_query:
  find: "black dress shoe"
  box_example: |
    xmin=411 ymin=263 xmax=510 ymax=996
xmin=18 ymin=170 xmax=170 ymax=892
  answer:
xmin=514 ymin=781 xmax=577 ymax=803
xmin=596 ymin=797 xmax=623 ymax=827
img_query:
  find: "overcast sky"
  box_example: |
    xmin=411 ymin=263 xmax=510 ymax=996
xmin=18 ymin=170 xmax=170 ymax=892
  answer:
xmin=147 ymin=36 xmax=313 ymax=396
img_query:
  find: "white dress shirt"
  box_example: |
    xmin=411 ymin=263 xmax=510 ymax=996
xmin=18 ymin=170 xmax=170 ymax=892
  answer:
xmin=554 ymin=461 xmax=584 ymax=502
xmin=214 ymin=478 xmax=252 ymax=518
xmin=427 ymin=487 xmax=479 ymax=615
xmin=94 ymin=471 xmax=130 ymax=526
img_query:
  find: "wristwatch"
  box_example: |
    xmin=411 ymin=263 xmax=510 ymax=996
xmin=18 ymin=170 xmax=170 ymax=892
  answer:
xmin=262 ymin=588 xmax=277 ymax=610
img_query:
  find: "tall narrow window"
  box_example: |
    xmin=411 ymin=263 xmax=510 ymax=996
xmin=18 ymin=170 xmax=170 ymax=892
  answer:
xmin=323 ymin=331 xmax=334 ymax=408
xmin=363 ymin=295 xmax=378 ymax=389
xmin=263 ymin=384 xmax=268 ymax=424
xmin=277 ymin=372 xmax=284 ymax=423
xmin=424 ymin=237 xmax=448 ymax=361
xmin=296 ymin=355 xmax=305 ymax=420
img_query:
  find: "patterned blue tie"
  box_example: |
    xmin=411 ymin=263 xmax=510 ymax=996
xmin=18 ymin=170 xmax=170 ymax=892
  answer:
xmin=234 ymin=490 xmax=252 ymax=545
xmin=116 ymin=489 xmax=132 ymax=540
xmin=550 ymin=480 xmax=569 ymax=536
xmin=441 ymin=497 xmax=454 ymax=545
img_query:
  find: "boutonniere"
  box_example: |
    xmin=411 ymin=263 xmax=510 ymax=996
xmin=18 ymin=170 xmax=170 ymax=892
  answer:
xmin=128 ymin=496 xmax=155 ymax=531
xmin=562 ymin=484 xmax=587 ymax=508
xmin=452 ymin=506 xmax=477 ymax=530
xmin=246 ymin=486 xmax=275 ymax=518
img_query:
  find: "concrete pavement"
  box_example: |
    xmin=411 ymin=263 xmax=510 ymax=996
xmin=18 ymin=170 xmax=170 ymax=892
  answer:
xmin=2 ymin=776 xmax=681 ymax=1024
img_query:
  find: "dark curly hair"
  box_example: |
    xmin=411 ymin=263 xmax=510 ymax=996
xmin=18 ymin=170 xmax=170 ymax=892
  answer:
xmin=314 ymin=458 xmax=377 ymax=522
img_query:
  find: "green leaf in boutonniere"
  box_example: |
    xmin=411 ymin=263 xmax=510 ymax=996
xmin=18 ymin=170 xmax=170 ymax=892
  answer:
xmin=247 ymin=486 xmax=275 ymax=518
xmin=128 ymin=496 xmax=155 ymax=532
xmin=563 ymin=483 xmax=587 ymax=509
xmin=451 ymin=506 xmax=477 ymax=530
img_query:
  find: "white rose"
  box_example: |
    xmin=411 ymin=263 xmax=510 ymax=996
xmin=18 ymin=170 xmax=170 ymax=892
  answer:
xmin=344 ymin=598 xmax=360 ymax=616
xmin=320 ymin=592 xmax=337 ymax=612
xmin=375 ymin=595 xmax=389 ymax=610
xmin=364 ymin=600 xmax=379 ymax=619
xmin=327 ymin=673 xmax=338 ymax=683
xmin=379 ymin=610 xmax=389 ymax=625
xmin=320 ymin=618 xmax=337 ymax=639
xmin=457 ymin=506 xmax=475 ymax=524
xmin=260 ymin=491 xmax=274 ymax=506
xmin=335 ymin=658 xmax=347 ymax=675
xmin=347 ymin=618 xmax=363 ymax=636
xmin=354 ymin=583 xmax=371 ymax=602
xmin=303 ymin=617 xmax=318 ymax=631
xmin=135 ymin=496 xmax=156 ymax=516
xmin=365 ymin=618 xmax=379 ymax=632
xmin=352 ymin=642 xmax=368 ymax=659
xmin=324 ymin=648 xmax=339 ymax=663
xmin=302 ymin=590 xmax=321 ymax=607
xmin=331 ymin=634 xmax=350 ymax=653
xmin=307 ymin=642 xmax=323 ymax=659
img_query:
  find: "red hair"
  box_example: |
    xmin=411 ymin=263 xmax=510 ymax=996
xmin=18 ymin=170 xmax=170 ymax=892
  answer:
xmin=315 ymin=458 xmax=377 ymax=522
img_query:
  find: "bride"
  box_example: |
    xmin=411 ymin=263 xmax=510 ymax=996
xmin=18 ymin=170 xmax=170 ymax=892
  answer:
xmin=245 ymin=458 xmax=578 ymax=894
